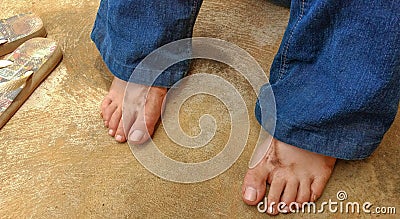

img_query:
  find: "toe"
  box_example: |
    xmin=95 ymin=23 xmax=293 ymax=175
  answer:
xmin=103 ymin=103 xmax=118 ymax=126
xmin=101 ymin=97 xmax=112 ymax=126
xmin=114 ymin=119 xmax=127 ymax=143
xmin=108 ymin=107 xmax=122 ymax=137
xmin=296 ymin=179 xmax=312 ymax=204
xmin=242 ymin=168 xmax=268 ymax=206
xmin=266 ymin=176 xmax=286 ymax=215
xmin=280 ymin=180 xmax=299 ymax=213
xmin=127 ymin=114 xmax=152 ymax=145
xmin=101 ymin=96 xmax=112 ymax=113
xmin=310 ymin=175 xmax=330 ymax=202
xmin=127 ymin=104 xmax=161 ymax=144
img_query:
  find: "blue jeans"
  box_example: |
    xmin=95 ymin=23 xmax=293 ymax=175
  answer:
xmin=91 ymin=0 xmax=400 ymax=160
xmin=91 ymin=0 xmax=202 ymax=87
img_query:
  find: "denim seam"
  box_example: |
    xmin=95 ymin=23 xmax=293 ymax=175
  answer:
xmin=279 ymin=0 xmax=305 ymax=80
xmin=187 ymin=0 xmax=199 ymax=38
xmin=181 ymin=0 xmax=201 ymax=79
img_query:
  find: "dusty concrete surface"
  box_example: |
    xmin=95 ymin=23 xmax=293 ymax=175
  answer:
xmin=0 ymin=0 xmax=399 ymax=218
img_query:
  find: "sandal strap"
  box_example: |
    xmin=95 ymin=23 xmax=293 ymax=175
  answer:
xmin=0 ymin=39 xmax=7 ymax=45
xmin=0 ymin=19 xmax=9 ymax=43
xmin=0 ymin=70 xmax=33 ymax=94
xmin=0 ymin=59 xmax=33 ymax=95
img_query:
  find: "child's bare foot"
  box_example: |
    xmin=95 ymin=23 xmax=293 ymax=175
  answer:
xmin=100 ymin=77 xmax=167 ymax=144
xmin=242 ymin=137 xmax=336 ymax=215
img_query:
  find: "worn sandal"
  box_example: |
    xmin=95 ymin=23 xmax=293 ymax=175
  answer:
xmin=0 ymin=37 xmax=62 ymax=129
xmin=0 ymin=13 xmax=47 ymax=57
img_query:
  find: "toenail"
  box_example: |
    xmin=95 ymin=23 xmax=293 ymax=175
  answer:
xmin=108 ymin=129 xmax=114 ymax=136
xmin=115 ymin=135 xmax=123 ymax=142
xmin=130 ymin=130 xmax=145 ymax=142
xmin=244 ymin=187 xmax=257 ymax=202
xmin=312 ymin=194 xmax=318 ymax=202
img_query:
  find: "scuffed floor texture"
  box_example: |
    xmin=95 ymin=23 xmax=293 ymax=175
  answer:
xmin=0 ymin=0 xmax=399 ymax=218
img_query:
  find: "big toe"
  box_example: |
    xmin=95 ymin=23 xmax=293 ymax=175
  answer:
xmin=127 ymin=97 xmax=162 ymax=144
xmin=128 ymin=128 xmax=149 ymax=145
xmin=242 ymin=168 xmax=267 ymax=206
xmin=127 ymin=114 xmax=156 ymax=145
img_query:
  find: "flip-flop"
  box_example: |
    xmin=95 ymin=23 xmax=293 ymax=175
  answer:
xmin=0 ymin=37 xmax=62 ymax=129
xmin=0 ymin=13 xmax=47 ymax=57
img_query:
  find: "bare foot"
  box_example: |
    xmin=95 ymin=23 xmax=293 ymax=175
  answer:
xmin=100 ymin=77 xmax=167 ymax=144
xmin=242 ymin=137 xmax=336 ymax=215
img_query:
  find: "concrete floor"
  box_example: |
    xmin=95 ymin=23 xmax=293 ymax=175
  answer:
xmin=0 ymin=0 xmax=399 ymax=218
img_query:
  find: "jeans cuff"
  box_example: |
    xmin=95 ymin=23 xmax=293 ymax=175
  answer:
xmin=104 ymin=54 xmax=188 ymax=87
xmin=91 ymin=33 xmax=189 ymax=88
xmin=255 ymin=100 xmax=381 ymax=160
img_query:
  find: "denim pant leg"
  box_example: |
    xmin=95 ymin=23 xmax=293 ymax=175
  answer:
xmin=256 ymin=0 xmax=400 ymax=160
xmin=91 ymin=0 xmax=203 ymax=87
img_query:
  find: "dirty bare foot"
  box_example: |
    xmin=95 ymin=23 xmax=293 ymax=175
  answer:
xmin=242 ymin=137 xmax=336 ymax=215
xmin=100 ymin=77 xmax=167 ymax=144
